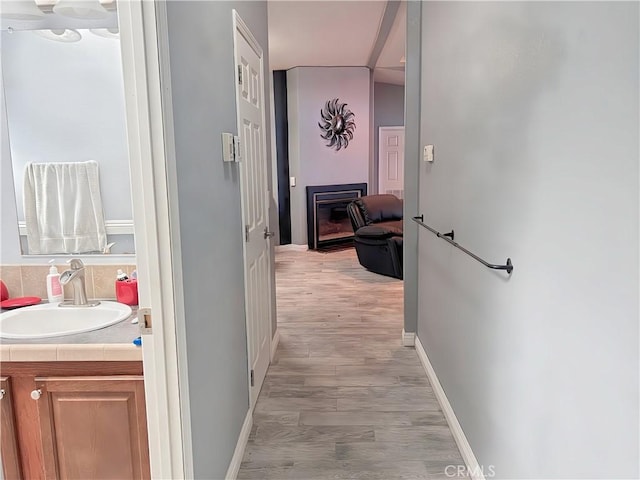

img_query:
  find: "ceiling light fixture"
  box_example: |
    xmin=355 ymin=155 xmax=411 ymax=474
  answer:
xmin=89 ymin=27 xmax=119 ymax=39
xmin=0 ymin=1 xmax=45 ymax=20
xmin=33 ymin=28 xmax=82 ymax=42
xmin=52 ymin=0 xmax=109 ymax=19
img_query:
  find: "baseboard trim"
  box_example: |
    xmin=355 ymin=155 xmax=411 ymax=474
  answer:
xmin=271 ymin=328 xmax=280 ymax=362
xmin=402 ymin=329 xmax=415 ymax=347
xmin=415 ymin=336 xmax=485 ymax=480
xmin=275 ymin=244 xmax=308 ymax=252
xmin=225 ymin=409 xmax=253 ymax=480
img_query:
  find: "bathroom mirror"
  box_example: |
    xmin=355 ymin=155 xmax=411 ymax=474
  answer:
xmin=1 ymin=17 xmax=134 ymax=257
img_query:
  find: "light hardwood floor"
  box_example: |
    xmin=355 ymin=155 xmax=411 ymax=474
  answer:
xmin=238 ymin=247 xmax=466 ymax=480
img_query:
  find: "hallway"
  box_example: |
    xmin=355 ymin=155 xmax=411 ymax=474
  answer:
xmin=238 ymin=247 xmax=466 ymax=479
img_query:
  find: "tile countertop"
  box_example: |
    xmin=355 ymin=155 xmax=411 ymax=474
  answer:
xmin=0 ymin=305 xmax=142 ymax=362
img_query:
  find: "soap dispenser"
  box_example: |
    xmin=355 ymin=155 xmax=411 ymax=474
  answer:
xmin=47 ymin=260 xmax=64 ymax=304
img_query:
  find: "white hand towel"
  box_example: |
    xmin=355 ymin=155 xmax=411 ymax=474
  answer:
xmin=23 ymin=161 xmax=107 ymax=254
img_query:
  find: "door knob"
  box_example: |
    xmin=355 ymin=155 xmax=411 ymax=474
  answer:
xmin=31 ymin=389 xmax=42 ymax=400
xmin=263 ymin=227 xmax=275 ymax=239
xmin=0 ymin=389 xmax=4 ymax=400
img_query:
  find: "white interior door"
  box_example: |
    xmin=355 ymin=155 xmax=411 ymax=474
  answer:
xmin=379 ymin=126 xmax=405 ymax=198
xmin=234 ymin=12 xmax=273 ymax=410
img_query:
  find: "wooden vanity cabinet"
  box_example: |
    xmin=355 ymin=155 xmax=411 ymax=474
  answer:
xmin=0 ymin=362 xmax=150 ymax=480
xmin=37 ymin=376 xmax=150 ymax=480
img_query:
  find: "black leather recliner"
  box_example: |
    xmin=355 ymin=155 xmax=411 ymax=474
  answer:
xmin=347 ymin=194 xmax=403 ymax=279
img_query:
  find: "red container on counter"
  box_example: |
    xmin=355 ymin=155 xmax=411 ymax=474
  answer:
xmin=116 ymin=279 xmax=138 ymax=306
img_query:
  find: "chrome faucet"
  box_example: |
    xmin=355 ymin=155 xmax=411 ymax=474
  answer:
xmin=59 ymin=259 xmax=100 ymax=307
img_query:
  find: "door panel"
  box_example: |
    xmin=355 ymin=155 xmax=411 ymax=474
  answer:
xmin=234 ymin=19 xmax=272 ymax=409
xmin=387 ymin=151 xmax=399 ymax=180
xmin=35 ymin=376 xmax=150 ymax=480
xmin=379 ymin=126 xmax=405 ymax=198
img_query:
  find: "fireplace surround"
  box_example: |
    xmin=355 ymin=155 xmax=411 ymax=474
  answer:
xmin=306 ymin=183 xmax=367 ymax=250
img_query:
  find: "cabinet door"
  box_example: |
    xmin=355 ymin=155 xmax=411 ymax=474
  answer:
xmin=1 ymin=377 xmax=22 ymax=480
xmin=35 ymin=376 xmax=150 ymax=480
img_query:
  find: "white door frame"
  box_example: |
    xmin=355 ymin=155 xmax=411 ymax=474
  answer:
xmin=118 ymin=1 xmax=190 ymax=478
xmin=232 ymin=10 xmax=274 ymax=410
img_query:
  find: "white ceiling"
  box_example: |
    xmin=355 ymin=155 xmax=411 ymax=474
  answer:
xmin=373 ymin=1 xmax=406 ymax=85
xmin=268 ymin=0 xmax=406 ymax=85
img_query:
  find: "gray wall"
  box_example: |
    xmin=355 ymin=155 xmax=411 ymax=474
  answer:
xmin=416 ymin=2 xmax=639 ymax=478
xmin=402 ymin=0 xmax=421 ymax=335
xmin=286 ymin=66 xmax=371 ymax=245
xmin=373 ymin=82 xmax=404 ymax=194
xmin=163 ymin=2 xmax=273 ymax=477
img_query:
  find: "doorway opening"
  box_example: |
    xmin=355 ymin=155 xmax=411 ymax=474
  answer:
xmin=267 ymin=0 xmax=407 ymax=338
xmin=266 ymin=0 xmax=408 ymax=370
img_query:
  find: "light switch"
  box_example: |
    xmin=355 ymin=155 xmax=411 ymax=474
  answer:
xmin=424 ymin=145 xmax=434 ymax=163
xmin=290 ymin=176 xmax=296 ymax=187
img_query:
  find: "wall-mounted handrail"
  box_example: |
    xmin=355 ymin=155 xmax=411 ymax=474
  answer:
xmin=412 ymin=215 xmax=513 ymax=274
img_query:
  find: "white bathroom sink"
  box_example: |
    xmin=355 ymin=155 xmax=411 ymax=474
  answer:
xmin=0 ymin=301 xmax=132 ymax=339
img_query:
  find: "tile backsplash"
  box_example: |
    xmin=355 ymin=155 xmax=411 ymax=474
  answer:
xmin=0 ymin=265 xmax=136 ymax=301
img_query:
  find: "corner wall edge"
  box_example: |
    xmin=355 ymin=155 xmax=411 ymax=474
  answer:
xmin=402 ymin=329 xmax=416 ymax=347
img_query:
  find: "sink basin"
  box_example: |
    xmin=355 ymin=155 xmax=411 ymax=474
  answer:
xmin=0 ymin=301 xmax=132 ymax=339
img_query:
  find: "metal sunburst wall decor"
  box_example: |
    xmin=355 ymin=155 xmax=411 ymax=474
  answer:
xmin=318 ymin=98 xmax=356 ymax=151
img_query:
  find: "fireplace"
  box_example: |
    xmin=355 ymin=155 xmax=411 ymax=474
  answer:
xmin=306 ymin=183 xmax=367 ymax=250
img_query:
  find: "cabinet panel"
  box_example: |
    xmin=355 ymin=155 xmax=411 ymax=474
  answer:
xmin=1 ymin=377 xmax=22 ymax=480
xmin=36 ymin=376 xmax=150 ymax=480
